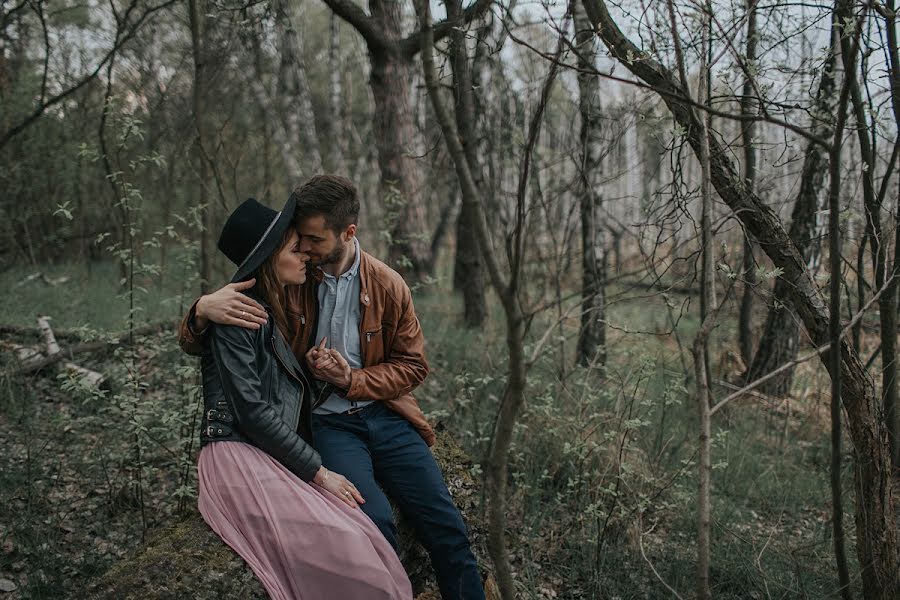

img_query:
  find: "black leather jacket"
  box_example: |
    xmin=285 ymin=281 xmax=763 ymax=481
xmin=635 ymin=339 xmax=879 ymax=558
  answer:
xmin=199 ymin=293 xmax=322 ymax=482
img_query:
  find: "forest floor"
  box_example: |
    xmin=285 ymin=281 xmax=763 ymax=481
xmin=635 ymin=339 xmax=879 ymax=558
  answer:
xmin=0 ymin=260 xmax=869 ymax=599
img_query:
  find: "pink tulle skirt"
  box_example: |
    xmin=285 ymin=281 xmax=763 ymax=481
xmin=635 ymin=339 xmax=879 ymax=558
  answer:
xmin=197 ymin=441 xmax=413 ymax=600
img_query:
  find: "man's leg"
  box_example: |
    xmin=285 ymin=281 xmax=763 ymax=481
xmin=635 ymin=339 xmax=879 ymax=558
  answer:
xmin=311 ymin=412 xmax=398 ymax=548
xmin=368 ymin=406 xmax=485 ymax=600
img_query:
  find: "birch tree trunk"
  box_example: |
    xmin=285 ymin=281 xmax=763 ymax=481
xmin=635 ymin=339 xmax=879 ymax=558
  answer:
xmin=574 ymin=1 xmax=607 ymax=371
xmin=274 ymin=0 xmax=322 ymax=174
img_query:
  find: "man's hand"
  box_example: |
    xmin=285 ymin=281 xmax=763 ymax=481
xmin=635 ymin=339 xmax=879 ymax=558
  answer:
xmin=306 ymin=337 xmax=352 ymax=389
xmin=194 ymin=279 xmax=268 ymax=331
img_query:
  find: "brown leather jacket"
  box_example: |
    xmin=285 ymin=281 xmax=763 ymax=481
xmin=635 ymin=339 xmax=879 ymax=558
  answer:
xmin=178 ymin=250 xmax=435 ymax=446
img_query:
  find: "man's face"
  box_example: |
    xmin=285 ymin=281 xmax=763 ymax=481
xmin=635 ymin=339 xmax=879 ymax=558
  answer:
xmin=296 ymin=214 xmax=351 ymax=267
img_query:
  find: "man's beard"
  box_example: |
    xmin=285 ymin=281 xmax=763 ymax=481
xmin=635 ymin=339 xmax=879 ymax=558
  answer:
xmin=309 ymin=243 xmax=345 ymax=268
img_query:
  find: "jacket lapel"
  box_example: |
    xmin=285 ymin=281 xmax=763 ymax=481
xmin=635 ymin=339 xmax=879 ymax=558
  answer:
xmin=272 ymin=327 xmax=304 ymax=380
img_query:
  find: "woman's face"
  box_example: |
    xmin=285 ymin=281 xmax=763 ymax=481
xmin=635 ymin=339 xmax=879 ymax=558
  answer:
xmin=274 ymin=230 xmax=309 ymax=286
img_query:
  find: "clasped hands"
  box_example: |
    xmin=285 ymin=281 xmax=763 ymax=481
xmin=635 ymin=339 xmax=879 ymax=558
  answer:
xmin=306 ymin=337 xmax=352 ymax=390
xmin=193 ymin=281 xmax=353 ymax=389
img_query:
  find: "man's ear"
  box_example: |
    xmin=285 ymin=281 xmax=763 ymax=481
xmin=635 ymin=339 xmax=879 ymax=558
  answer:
xmin=343 ymin=224 xmax=357 ymax=241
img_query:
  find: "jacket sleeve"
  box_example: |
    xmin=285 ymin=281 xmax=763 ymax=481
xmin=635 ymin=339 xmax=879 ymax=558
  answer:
xmin=210 ymin=325 xmax=322 ymax=481
xmin=345 ymin=286 xmax=429 ymax=401
xmin=177 ymin=298 xmax=206 ymax=356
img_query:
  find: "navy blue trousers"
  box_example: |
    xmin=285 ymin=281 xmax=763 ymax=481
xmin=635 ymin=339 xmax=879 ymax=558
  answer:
xmin=312 ymin=403 xmax=484 ymax=600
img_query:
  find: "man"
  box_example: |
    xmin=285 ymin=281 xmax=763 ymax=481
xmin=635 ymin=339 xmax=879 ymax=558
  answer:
xmin=179 ymin=175 xmax=485 ymax=600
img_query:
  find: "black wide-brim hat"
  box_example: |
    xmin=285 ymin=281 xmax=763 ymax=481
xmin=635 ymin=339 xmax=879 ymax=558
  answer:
xmin=218 ymin=196 xmax=297 ymax=283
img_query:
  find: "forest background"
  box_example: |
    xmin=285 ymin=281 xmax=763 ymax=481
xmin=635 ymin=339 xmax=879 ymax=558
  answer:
xmin=1 ymin=0 xmax=899 ymax=598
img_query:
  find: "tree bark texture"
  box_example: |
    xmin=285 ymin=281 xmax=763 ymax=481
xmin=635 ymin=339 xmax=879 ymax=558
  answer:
xmin=580 ymin=1 xmax=898 ymax=596
xmin=574 ymin=1 xmax=607 ymax=371
xmin=369 ymin=43 xmax=429 ymax=277
xmin=327 ymin=13 xmax=347 ymax=173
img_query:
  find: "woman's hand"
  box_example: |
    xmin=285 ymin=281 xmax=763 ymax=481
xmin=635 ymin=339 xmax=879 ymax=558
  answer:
xmin=313 ymin=466 xmax=365 ymax=508
xmin=195 ymin=279 xmax=268 ymax=331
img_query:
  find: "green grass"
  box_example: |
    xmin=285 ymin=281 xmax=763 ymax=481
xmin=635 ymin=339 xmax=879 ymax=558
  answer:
xmin=0 ymin=260 xmax=861 ymax=599
xmin=0 ymin=255 xmax=198 ymax=331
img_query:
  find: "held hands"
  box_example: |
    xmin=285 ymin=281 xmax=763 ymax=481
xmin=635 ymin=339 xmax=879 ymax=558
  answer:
xmin=305 ymin=337 xmax=352 ymax=389
xmin=194 ymin=279 xmax=268 ymax=331
xmin=313 ymin=466 xmax=365 ymax=508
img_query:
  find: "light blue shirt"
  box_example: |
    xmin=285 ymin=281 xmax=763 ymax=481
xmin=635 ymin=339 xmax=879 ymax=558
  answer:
xmin=312 ymin=238 xmax=373 ymax=415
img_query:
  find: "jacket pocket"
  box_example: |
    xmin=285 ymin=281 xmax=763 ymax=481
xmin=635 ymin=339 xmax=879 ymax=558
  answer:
xmin=362 ymin=326 xmax=384 ymax=365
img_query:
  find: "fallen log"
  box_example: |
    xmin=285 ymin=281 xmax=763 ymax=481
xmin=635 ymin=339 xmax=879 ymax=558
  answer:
xmin=5 ymin=342 xmax=44 ymax=370
xmin=87 ymin=424 xmax=497 ymax=600
xmin=9 ymin=321 xmax=174 ymax=375
xmin=37 ymin=316 xmax=106 ymax=388
xmin=0 ymin=320 xmax=172 ymax=342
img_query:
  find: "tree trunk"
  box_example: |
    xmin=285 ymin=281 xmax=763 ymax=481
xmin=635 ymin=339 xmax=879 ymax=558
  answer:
xmin=574 ymin=1 xmax=607 ymax=371
xmin=326 ymin=13 xmax=346 ymax=173
xmin=880 ymin=0 xmax=900 ymax=472
xmin=189 ymin=0 xmax=210 ymax=293
xmin=447 ymin=0 xmax=486 ymax=327
xmin=369 ymin=49 xmax=429 ymax=277
xmin=745 ymin=35 xmax=837 ymax=396
xmin=828 ymin=2 xmax=855 ymax=593
xmin=738 ymin=0 xmax=759 ymax=366
xmin=274 ymin=0 xmax=322 ymax=175
xmin=581 ymin=2 xmax=899 ymax=596
xmin=324 ymin=0 xmax=491 ymax=280
xmin=358 ymin=0 xmax=429 ymax=278
xmin=693 ymin=8 xmax=713 ymax=598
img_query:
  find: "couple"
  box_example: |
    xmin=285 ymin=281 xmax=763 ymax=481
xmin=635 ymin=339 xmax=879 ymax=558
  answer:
xmin=178 ymin=175 xmax=485 ymax=600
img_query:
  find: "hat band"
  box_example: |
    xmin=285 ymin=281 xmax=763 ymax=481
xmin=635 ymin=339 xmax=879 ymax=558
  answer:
xmin=236 ymin=211 xmax=282 ymax=271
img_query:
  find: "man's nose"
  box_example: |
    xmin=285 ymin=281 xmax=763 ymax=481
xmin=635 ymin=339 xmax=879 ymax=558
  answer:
xmin=298 ymin=238 xmax=312 ymax=252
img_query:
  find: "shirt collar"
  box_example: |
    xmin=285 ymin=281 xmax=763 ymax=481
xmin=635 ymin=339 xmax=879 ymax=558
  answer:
xmin=344 ymin=237 xmax=361 ymax=280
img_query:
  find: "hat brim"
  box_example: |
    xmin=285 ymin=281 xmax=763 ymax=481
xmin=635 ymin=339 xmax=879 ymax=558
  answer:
xmin=230 ymin=195 xmax=297 ymax=283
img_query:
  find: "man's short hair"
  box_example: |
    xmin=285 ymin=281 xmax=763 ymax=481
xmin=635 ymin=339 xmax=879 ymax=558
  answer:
xmin=291 ymin=175 xmax=360 ymax=234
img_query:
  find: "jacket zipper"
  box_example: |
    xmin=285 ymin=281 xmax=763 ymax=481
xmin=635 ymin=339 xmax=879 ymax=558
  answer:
xmin=271 ymin=336 xmax=305 ymax=432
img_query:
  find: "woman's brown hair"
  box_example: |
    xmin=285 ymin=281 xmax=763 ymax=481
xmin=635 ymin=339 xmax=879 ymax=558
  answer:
xmin=253 ymin=226 xmax=296 ymax=339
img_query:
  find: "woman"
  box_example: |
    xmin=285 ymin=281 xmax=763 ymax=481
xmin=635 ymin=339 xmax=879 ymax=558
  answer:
xmin=195 ymin=196 xmax=412 ymax=600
